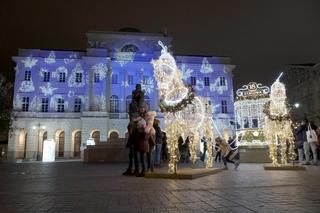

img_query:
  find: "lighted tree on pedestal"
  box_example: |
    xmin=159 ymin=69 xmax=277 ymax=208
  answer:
xmin=263 ymin=73 xmax=296 ymax=166
xmin=151 ymin=41 xmax=215 ymax=174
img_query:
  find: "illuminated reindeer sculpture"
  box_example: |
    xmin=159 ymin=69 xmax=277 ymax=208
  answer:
xmin=151 ymin=41 xmax=215 ymax=174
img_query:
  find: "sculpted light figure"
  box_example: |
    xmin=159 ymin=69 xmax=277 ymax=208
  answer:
xmin=151 ymin=41 xmax=215 ymax=173
xmin=263 ymin=73 xmax=296 ymax=166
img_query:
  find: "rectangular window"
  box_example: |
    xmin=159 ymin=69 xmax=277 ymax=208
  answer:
xmin=75 ymin=73 xmax=82 ymax=83
xmin=252 ymin=118 xmax=259 ymax=128
xmin=24 ymin=71 xmax=31 ymax=81
xmin=127 ymin=75 xmax=133 ymax=85
xmin=41 ymin=98 xmax=49 ymax=112
xmin=94 ymin=73 xmax=100 ymax=83
xmin=191 ymin=76 xmax=196 ymax=85
xmin=74 ymin=98 xmax=81 ymax=112
xmin=111 ymin=74 xmax=117 ymax=84
xmin=57 ymin=98 xmax=64 ymax=112
xmin=204 ymin=77 xmax=210 ymax=86
xmin=43 ymin=72 xmax=50 ymax=82
xmin=221 ymin=100 xmax=228 ymax=114
xmin=143 ymin=76 xmax=149 ymax=85
xmin=59 ymin=72 xmax=66 ymax=82
xmin=220 ymin=76 xmax=226 ymax=86
xmin=22 ymin=97 xmax=29 ymax=112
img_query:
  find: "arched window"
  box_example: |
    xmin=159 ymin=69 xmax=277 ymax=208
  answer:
xmin=58 ymin=131 xmax=65 ymax=157
xmin=126 ymin=95 xmax=132 ymax=113
xmin=145 ymin=96 xmax=150 ymax=110
xmin=109 ymin=131 xmax=119 ymax=140
xmin=74 ymin=131 xmax=81 ymax=157
xmin=91 ymin=131 xmax=100 ymax=143
xmin=110 ymin=95 xmax=119 ymax=113
xmin=121 ymin=44 xmax=139 ymax=52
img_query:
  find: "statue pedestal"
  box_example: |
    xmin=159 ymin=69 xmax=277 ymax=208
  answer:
xmin=239 ymin=145 xmax=271 ymax=163
xmin=145 ymin=167 xmax=223 ymax=179
xmin=263 ymin=164 xmax=306 ymax=170
xmin=84 ymin=140 xmax=128 ymax=163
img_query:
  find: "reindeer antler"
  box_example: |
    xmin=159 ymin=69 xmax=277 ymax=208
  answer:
xmin=158 ymin=40 xmax=168 ymax=53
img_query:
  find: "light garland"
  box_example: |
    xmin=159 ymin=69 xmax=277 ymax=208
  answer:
xmin=152 ymin=41 xmax=216 ymax=173
xmin=263 ymin=73 xmax=296 ymax=166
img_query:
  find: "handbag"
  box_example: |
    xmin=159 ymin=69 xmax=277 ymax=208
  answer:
xmin=306 ymin=123 xmax=317 ymax=143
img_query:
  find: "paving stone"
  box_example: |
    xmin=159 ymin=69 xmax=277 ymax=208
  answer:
xmin=0 ymin=163 xmax=319 ymax=212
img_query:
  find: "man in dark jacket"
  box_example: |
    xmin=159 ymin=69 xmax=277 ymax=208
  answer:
xmin=294 ymin=122 xmax=305 ymax=164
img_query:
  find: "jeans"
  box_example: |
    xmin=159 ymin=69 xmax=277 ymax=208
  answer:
xmin=147 ymin=149 xmax=154 ymax=171
xmin=222 ymin=152 xmax=235 ymax=166
xmin=154 ymin=144 xmax=162 ymax=165
xmin=127 ymin=147 xmax=139 ymax=172
xmin=139 ymin=151 xmax=146 ymax=173
xmin=215 ymin=151 xmax=221 ymax=162
xmin=304 ymin=141 xmax=318 ymax=164
xmin=297 ymin=148 xmax=304 ymax=164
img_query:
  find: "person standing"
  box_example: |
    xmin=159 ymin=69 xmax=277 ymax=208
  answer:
xmin=300 ymin=119 xmax=318 ymax=165
xmin=153 ymin=119 xmax=163 ymax=167
xmin=294 ymin=122 xmax=305 ymax=164
xmin=214 ymin=142 xmax=221 ymax=163
xmin=161 ymin=131 xmax=168 ymax=162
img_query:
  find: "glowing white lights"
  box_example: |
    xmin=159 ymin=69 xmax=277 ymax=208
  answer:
xmin=294 ymin=103 xmax=300 ymax=108
xmin=263 ymin=73 xmax=296 ymax=165
xmin=141 ymin=78 xmax=155 ymax=95
xmin=253 ymin=131 xmax=259 ymax=137
xmin=151 ymin=41 xmax=215 ymax=173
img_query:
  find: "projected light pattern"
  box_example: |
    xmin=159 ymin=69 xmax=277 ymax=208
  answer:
xmin=12 ymin=36 xmax=235 ymax=134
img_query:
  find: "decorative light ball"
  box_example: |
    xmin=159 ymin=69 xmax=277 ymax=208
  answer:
xmin=253 ymin=131 xmax=259 ymax=137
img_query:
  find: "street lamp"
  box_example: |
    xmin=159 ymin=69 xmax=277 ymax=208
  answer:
xmin=32 ymin=123 xmax=46 ymax=161
xmin=294 ymin=103 xmax=300 ymax=108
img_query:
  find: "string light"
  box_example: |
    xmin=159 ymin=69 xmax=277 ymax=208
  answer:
xmin=152 ymin=41 xmax=215 ymax=173
xmin=263 ymin=73 xmax=296 ymax=166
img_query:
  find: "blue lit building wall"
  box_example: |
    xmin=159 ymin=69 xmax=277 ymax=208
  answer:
xmin=12 ymin=32 xmax=235 ymax=133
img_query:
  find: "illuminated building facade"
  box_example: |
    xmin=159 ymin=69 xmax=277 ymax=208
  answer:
xmin=234 ymin=82 xmax=270 ymax=145
xmin=8 ymin=30 xmax=235 ymax=161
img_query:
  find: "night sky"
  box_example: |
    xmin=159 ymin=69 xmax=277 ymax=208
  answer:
xmin=1 ymin=0 xmax=320 ymax=89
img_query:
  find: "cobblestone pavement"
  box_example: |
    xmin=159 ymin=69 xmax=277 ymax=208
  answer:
xmin=0 ymin=162 xmax=319 ymax=213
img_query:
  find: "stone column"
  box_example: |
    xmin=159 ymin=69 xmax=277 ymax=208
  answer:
xmin=64 ymin=131 xmax=72 ymax=158
xmin=26 ymin=128 xmax=37 ymax=160
xmin=105 ymin=49 xmax=111 ymax=112
xmin=88 ymin=68 xmax=94 ymax=111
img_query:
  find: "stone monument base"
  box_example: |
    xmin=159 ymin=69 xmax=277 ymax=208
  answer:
xmin=263 ymin=163 xmax=306 ymax=170
xmin=239 ymin=145 xmax=271 ymax=163
xmin=144 ymin=167 xmax=223 ymax=179
xmin=84 ymin=140 xmax=128 ymax=163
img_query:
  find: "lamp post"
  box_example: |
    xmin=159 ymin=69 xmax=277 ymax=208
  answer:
xmin=32 ymin=123 xmax=46 ymax=161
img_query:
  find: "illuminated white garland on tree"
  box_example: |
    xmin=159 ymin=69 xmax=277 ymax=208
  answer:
xmin=151 ymin=41 xmax=216 ymax=174
xmin=263 ymin=73 xmax=296 ymax=166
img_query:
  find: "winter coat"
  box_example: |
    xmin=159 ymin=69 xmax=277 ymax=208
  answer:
xmin=295 ymin=126 xmax=305 ymax=149
xmin=218 ymin=139 xmax=231 ymax=157
xmin=154 ymin=125 xmax=163 ymax=144
xmin=138 ymin=129 xmax=155 ymax=153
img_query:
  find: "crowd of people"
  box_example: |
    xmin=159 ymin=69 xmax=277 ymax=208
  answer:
xmin=294 ymin=119 xmax=320 ymax=165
